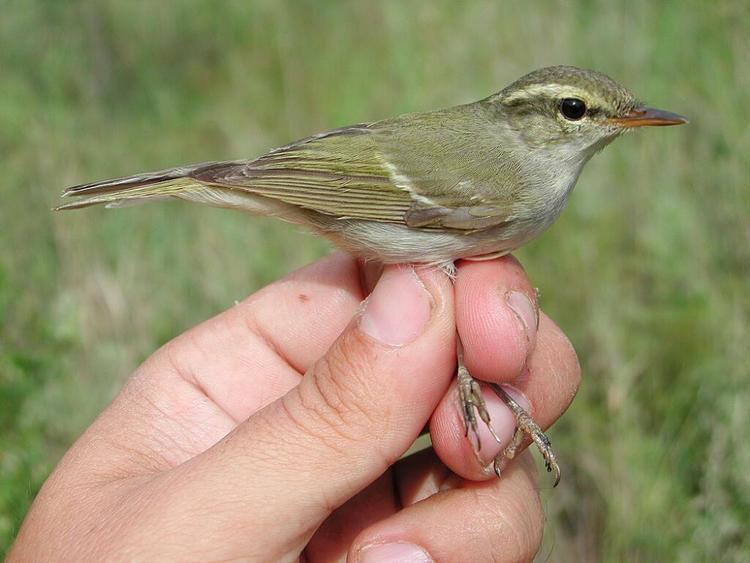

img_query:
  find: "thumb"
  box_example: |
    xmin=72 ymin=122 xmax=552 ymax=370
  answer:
xmin=157 ymin=266 xmax=456 ymax=558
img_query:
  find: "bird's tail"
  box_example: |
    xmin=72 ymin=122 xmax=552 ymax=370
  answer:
xmin=55 ymin=162 xmax=239 ymax=210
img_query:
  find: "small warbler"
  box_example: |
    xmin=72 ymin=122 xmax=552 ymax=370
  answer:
xmin=58 ymin=65 xmax=687 ymax=484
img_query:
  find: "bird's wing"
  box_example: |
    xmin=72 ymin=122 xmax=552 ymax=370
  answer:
xmin=194 ymin=124 xmax=413 ymax=224
xmin=198 ymin=113 xmax=519 ymax=232
xmin=371 ymin=106 xmax=525 ymax=230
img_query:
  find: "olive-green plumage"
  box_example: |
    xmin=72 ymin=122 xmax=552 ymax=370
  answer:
xmin=59 ymin=65 xmax=686 ymax=266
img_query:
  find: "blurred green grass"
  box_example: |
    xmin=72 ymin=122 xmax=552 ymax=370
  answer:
xmin=1 ymin=0 xmax=748 ymax=559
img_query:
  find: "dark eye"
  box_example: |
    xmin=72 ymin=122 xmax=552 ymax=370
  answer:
xmin=560 ymin=98 xmax=587 ymax=120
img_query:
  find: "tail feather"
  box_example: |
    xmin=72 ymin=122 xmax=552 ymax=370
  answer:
xmin=56 ymin=161 xmax=233 ymax=210
xmin=55 ymin=178 xmax=200 ymax=210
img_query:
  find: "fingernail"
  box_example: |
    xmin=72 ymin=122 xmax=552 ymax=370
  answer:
xmin=358 ymin=541 xmax=434 ymax=563
xmin=476 ymin=384 xmax=531 ymax=464
xmin=360 ymin=266 xmax=432 ymax=346
xmin=506 ymin=291 xmax=538 ymax=344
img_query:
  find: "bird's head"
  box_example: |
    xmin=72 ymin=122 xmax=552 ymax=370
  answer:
xmin=487 ymin=65 xmax=687 ymax=159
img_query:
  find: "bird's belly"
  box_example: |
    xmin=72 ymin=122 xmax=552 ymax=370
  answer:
xmin=317 ymin=219 xmax=535 ymax=265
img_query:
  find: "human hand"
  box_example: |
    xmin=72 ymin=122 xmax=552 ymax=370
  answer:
xmin=9 ymin=253 xmax=580 ymax=562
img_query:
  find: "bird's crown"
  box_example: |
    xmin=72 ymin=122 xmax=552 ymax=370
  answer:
xmin=490 ymin=65 xmax=639 ymax=120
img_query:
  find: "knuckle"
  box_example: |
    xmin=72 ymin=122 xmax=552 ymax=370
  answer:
xmin=275 ymin=392 xmax=352 ymax=460
xmin=297 ymin=331 xmax=382 ymax=444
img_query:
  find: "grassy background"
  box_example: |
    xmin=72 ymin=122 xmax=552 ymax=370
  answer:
xmin=2 ymin=1 xmax=748 ymax=559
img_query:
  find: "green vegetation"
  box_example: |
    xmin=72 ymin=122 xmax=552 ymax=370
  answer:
xmin=2 ymin=1 xmax=748 ymax=559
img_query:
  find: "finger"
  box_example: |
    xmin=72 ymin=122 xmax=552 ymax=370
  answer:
xmin=350 ymin=451 xmax=543 ymax=563
xmin=455 ymin=256 xmax=539 ymax=382
xmin=144 ymin=266 xmax=457 ymax=559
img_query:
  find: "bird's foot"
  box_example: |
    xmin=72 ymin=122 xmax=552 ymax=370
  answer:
xmin=457 ymin=351 xmax=560 ymax=486
xmin=488 ymin=383 xmax=560 ymax=487
xmin=457 ymin=360 xmax=503 ymax=457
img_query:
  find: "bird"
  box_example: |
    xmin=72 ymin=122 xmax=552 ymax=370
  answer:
xmin=57 ymin=65 xmax=688 ymax=485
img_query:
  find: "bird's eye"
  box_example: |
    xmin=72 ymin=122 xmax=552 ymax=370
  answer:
xmin=559 ymin=98 xmax=587 ymax=120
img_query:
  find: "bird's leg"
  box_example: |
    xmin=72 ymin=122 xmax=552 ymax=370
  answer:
xmin=457 ymin=339 xmax=503 ymax=456
xmin=456 ymin=335 xmax=561 ymax=486
xmin=488 ymin=383 xmax=560 ymax=486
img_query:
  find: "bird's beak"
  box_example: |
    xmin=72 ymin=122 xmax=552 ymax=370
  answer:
xmin=608 ymin=106 xmax=689 ymax=128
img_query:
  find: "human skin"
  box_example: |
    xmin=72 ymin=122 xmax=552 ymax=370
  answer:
xmin=8 ymin=253 xmax=580 ymax=562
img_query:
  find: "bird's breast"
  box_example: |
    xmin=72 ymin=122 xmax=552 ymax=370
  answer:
xmin=518 ymin=154 xmax=585 ymax=230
